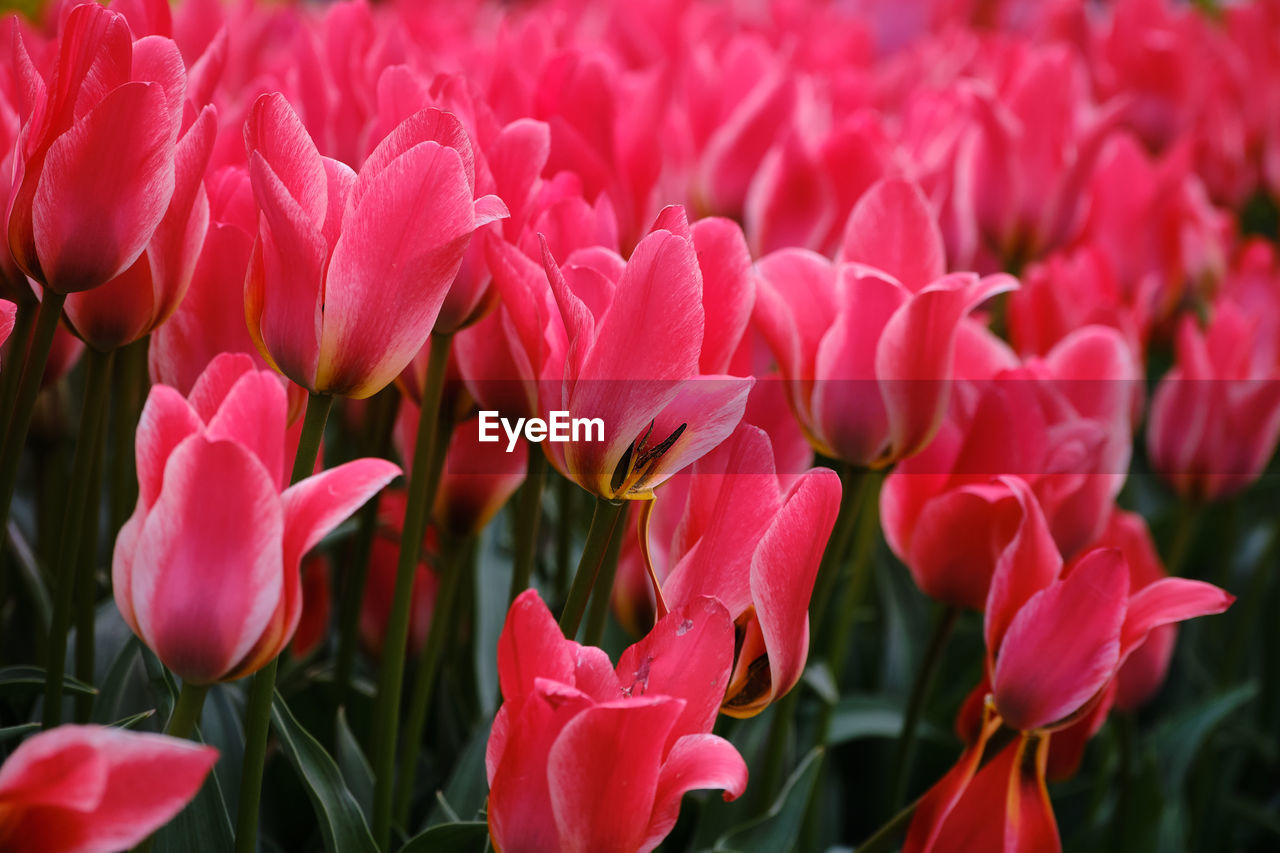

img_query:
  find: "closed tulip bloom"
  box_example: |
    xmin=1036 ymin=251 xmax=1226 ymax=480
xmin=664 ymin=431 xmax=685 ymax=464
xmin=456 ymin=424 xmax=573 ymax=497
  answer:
xmin=7 ymin=2 xmax=186 ymax=294
xmin=243 ymin=93 xmax=508 ymax=399
xmin=487 ymin=590 xmax=747 ymax=853
xmin=755 ymin=178 xmax=1016 ymax=469
xmin=1147 ymin=298 xmax=1280 ymax=502
xmin=0 ymin=724 xmax=217 ymax=853
xmin=113 ymin=353 xmax=400 ymax=684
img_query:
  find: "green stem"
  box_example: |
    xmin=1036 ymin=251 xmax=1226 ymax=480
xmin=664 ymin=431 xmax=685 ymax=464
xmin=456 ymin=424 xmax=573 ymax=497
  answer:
xmin=43 ymin=345 xmax=114 ymax=729
xmin=1108 ymin=711 xmax=1136 ymax=853
xmin=558 ymin=497 xmax=626 ymax=639
xmin=582 ymin=507 xmax=625 ymax=646
xmin=554 ymin=475 xmax=573 ymax=601
xmin=889 ymin=605 xmax=959 ymax=809
xmin=74 ymin=403 xmax=110 ymax=723
xmin=809 ymin=465 xmax=872 ymax=642
xmin=167 ymin=681 xmax=211 ymax=740
xmin=333 ymin=389 xmax=398 ymax=713
xmin=370 ymin=333 xmax=452 ymax=851
xmin=0 ymin=298 xmax=36 ymax=457
xmin=1163 ymin=499 xmax=1201 ymax=577
xmin=0 ymin=291 xmax=67 ymax=546
xmin=393 ymin=534 xmax=467 ymax=825
xmin=234 ymin=391 xmax=333 ymax=853
xmin=108 ymin=337 xmax=148 ymax=536
xmin=508 ymin=449 xmax=547 ymax=603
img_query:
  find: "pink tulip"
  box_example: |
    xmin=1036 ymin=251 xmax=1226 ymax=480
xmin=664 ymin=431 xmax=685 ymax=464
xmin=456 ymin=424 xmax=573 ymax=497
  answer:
xmin=289 ymin=552 xmax=331 ymax=660
xmin=487 ymin=590 xmax=747 ymax=853
xmin=113 ymin=353 xmax=400 ymax=684
xmin=149 ymin=165 xmax=266 ymax=395
xmin=7 ymin=2 xmax=186 ymax=294
xmin=636 ymin=421 xmax=841 ymax=717
xmin=905 ymin=479 xmax=1232 ymax=853
xmin=0 ymin=724 xmax=217 ymax=853
xmin=531 ymin=208 xmax=754 ymax=500
xmin=0 ymin=299 xmax=14 ymax=361
xmin=1147 ymin=298 xmax=1280 ymax=503
xmin=882 ymin=324 xmax=1138 ymax=601
xmin=755 ymin=177 xmax=1016 ymax=468
xmin=243 ymin=93 xmax=507 ymax=398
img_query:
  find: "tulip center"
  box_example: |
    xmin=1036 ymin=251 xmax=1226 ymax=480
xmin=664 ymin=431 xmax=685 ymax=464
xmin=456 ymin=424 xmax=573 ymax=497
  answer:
xmin=609 ymin=419 xmax=687 ymax=497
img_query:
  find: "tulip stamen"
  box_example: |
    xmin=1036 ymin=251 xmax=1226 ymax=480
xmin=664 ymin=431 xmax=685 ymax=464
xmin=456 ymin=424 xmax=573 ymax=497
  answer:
xmin=611 ymin=420 xmax=688 ymax=497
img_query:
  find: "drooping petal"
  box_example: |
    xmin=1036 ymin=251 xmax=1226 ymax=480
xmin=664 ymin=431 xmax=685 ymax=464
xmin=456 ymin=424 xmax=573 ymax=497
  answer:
xmin=640 ymin=734 xmax=748 ymax=853
xmin=1118 ymin=578 xmax=1234 ymax=665
xmin=280 ymin=458 xmax=402 ymax=577
xmin=993 ymin=548 xmax=1128 ymax=731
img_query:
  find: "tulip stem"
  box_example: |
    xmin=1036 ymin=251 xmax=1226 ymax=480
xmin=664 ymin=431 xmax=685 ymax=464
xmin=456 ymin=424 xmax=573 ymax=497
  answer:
xmin=74 ymin=410 xmax=110 ymax=723
xmin=167 ymin=681 xmax=211 ymax=740
xmin=108 ymin=337 xmax=148 ymax=536
xmin=0 ymin=291 xmax=67 ymax=556
xmin=333 ymin=388 xmax=398 ymax=716
xmin=393 ymin=533 xmax=467 ymax=825
xmin=582 ymin=509 xmax=626 ymax=646
xmin=43 ymin=345 xmax=114 ymax=729
xmin=234 ymin=391 xmax=333 ymax=853
xmin=808 ymin=465 xmax=873 ymax=643
xmin=0 ymin=299 xmax=35 ymax=456
xmin=370 ymin=332 xmax=452 ymax=851
xmin=554 ymin=474 xmax=573 ymax=599
xmin=888 ymin=604 xmax=960 ymax=810
xmin=1163 ymin=499 xmax=1201 ymax=577
xmin=508 ymin=449 xmax=547 ymax=603
xmin=558 ymin=496 xmax=626 ymax=639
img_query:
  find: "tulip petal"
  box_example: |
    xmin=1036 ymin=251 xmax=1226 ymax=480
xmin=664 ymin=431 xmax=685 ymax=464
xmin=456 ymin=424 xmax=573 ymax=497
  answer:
xmin=203 ymin=370 xmax=289 ymax=490
xmin=616 ymin=596 xmax=734 ymax=750
xmin=318 ymin=141 xmax=477 ymax=398
xmin=993 ymin=548 xmax=1127 ymax=731
xmin=840 ymin=177 xmax=945 ymax=293
xmin=548 ymin=697 xmax=684 ymax=853
xmin=983 ymin=477 xmax=1063 ymax=655
xmin=133 ymin=385 xmax=203 ymax=510
xmin=0 ymin=726 xmax=217 ymax=853
xmin=746 ymin=466 xmax=841 ymax=708
xmin=904 ymin=708 xmax=1002 ymax=853
xmin=186 ymin=352 xmax=258 ymax=422
xmin=692 ymin=217 xmax=755 ymax=375
xmin=131 ymin=436 xmax=284 ymax=684
xmin=497 ymin=589 xmax=580 ymax=707
xmin=640 ymin=734 xmax=748 ymax=853
xmin=281 ymin=459 xmax=402 ymax=577
xmin=1118 ymin=578 xmax=1234 ymax=664
xmin=34 ymin=81 xmax=176 ymax=293
xmin=243 ymin=93 xmax=327 ymax=223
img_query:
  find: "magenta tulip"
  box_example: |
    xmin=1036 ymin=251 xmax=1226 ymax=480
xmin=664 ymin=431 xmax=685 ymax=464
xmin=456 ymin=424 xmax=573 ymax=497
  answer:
xmin=113 ymin=353 xmax=400 ymax=684
xmin=0 ymin=724 xmax=217 ymax=853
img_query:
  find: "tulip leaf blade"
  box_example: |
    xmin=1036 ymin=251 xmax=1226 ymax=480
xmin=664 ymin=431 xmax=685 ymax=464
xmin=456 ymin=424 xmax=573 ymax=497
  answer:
xmin=0 ymin=665 xmax=97 ymax=698
xmin=714 ymin=747 xmax=824 ymax=853
xmin=1150 ymin=681 xmax=1257 ymax=797
xmin=400 ymin=820 xmax=489 ymax=853
xmin=0 ymin=722 xmax=40 ymax=743
xmin=336 ymin=705 xmax=375 ymax=822
xmin=271 ymin=691 xmax=379 ymax=853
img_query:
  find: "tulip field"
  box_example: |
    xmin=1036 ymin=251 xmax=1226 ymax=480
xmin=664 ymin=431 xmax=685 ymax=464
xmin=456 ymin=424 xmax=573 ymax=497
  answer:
xmin=2 ymin=0 xmax=1279 ymax=850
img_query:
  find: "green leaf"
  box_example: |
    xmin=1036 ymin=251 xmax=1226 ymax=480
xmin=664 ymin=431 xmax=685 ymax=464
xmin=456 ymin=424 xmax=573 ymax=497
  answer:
xmin=400 ymin=821 xmax=489 ymax=853
xmin=90 ymin=636 xmax=142 ymax=725
xmin=139 ymin=645 xmax=178 ymax=723
xmin=336 ymin=706 xmax=374 ymax=822
xmin=715 ymin=747 xmax=824 ymax=853
xmin=109 ymin=709 xmax=156 ymax=730
xmin=827 ymin=695 xmax=942 ymax=746
xmin=153 ymin=702 xmax=236 ymax=853
xmin=1150 ymin=682 xmax=1257 ymax=796
xmin=0 ymin=722 xmax=40 ymax=744
xmin=425 ymin=724 xmax=491 ymax=829
xmin=270 ymin=691 xmax=379 ymax=853
xmin=0 ymin=665 xmax=97 ymax=698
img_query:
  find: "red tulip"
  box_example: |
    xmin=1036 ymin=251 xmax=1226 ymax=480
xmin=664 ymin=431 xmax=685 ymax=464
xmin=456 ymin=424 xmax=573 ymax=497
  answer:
xmin=113 ymin=353 xmax=400 ymax=684
xmin=0 ymin=299 xmax=14 ymax=360
xmin=905 ymin=480 xmax=1232 ymax=852
xmin=535 ymin=209 xmax=754 ymax=500
xmin=487 ymin=590 xmax=747 ymax=853
xmin=1147 ymin=299 xmax=1280 ymax=502
xmin=7 ymin=2 xmax=186 ymax=294
xmin=0 ymin=724 xmax=217 ymax=853
xmin=638 ymin=421 xmax=841 ymax=717
xmin=149 ymin=165 xmax=266 ymax=395
xmin=289 ymin=552 xmax=331 ymax=660
xmin=882 ymin=324 xmax=1138 ymax=601
xmin=755 ymin=178 xmax=1016 ymax=468
xmin=243 ymin=93 xmax=507 ymax=398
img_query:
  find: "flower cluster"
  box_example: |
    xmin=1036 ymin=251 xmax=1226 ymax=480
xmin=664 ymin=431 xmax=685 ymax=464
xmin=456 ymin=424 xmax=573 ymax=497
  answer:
xmin=0 ymin=1 xmax=1274 ymax=852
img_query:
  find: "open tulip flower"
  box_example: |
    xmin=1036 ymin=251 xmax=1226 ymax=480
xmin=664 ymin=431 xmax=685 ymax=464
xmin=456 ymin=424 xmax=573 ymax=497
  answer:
xmin=0 ymin=724 xmax=217 ymax=853
xmin=243 ymin=92 xmax=508 ymax=398
xmin=905 ymin=479 xmax=1233 ymax=852
xmin=113 ymin=353 xmax=399 ymax=684
xmin=487 ymin=590 xmax=748 ymax=853
xmin=755 ymin=177 xmax=1018 ymax=469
